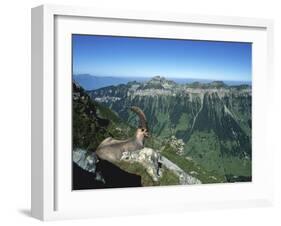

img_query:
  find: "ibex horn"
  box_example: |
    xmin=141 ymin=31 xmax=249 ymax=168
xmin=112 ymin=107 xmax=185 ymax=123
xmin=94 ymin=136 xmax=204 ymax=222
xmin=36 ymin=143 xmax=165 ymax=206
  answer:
xmin=130 ymin=106 xmax=148 ymax=131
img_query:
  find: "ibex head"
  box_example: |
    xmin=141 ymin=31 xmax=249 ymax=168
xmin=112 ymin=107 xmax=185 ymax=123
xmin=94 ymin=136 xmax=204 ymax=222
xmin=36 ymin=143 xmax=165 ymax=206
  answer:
xmin=131 ymin=106 xmax=149 ymax=139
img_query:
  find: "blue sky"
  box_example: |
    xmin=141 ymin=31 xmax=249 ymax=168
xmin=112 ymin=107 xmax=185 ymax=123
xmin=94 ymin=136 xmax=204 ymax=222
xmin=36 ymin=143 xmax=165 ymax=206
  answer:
xmin=72 ymin=34 xmax=252 ymax=82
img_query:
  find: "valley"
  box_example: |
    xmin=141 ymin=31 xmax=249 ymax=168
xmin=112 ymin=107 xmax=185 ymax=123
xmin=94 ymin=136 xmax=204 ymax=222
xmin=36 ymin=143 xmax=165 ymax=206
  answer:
xmin=87 ymin=76 xmax=252 ymax=181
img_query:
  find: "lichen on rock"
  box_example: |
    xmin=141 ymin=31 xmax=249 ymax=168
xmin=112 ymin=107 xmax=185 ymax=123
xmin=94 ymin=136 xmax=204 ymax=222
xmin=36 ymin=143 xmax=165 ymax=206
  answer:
xmin=121 ymin=148 xmax=162 ymax=182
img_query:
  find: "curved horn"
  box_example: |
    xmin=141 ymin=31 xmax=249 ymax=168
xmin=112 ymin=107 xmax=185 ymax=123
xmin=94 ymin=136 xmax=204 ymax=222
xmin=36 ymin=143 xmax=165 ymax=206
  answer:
xmin=130 ymin=106 xmax=148 ymax=130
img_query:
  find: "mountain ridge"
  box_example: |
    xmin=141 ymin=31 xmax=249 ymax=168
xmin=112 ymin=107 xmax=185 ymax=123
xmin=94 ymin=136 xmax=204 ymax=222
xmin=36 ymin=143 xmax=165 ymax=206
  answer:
xmin=74 ymin=74 xmax=251 ymax=90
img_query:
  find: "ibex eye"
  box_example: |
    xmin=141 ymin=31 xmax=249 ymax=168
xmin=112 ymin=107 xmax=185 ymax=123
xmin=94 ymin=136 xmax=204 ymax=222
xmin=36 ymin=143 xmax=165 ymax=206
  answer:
xmin=141 ymin=129 xmax=145 ymax=132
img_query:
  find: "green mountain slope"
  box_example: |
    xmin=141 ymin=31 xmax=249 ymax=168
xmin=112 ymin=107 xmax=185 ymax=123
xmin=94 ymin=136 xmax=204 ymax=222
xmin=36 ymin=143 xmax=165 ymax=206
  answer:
xmin=88 ymin=76 xmax=252 ymax=181
xmin=72 ymin=81 xmax=204 ymax=187
xmin=73 ymin=82 xmax=135 ymax=152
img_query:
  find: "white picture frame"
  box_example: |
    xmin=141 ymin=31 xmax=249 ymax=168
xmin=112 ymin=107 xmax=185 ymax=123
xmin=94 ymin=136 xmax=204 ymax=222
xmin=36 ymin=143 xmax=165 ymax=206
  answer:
xmin=31 ymin=4 xmax=274 ymax=221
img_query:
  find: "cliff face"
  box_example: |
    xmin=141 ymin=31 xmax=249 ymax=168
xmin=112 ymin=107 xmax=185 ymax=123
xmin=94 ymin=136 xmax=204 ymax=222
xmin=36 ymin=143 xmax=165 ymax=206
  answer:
xmin=88 ymin=77 xmax=252 ymax=181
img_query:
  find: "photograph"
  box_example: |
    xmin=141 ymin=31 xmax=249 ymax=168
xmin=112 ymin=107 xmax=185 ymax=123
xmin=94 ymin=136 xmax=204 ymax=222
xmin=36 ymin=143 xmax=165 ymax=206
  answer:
xmin=72 ymin=34 xmax=252 ymax=190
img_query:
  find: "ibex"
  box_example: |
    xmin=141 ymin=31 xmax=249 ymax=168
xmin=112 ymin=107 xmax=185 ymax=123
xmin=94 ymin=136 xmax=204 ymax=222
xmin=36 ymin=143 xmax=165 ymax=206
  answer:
xmin=95 ymin=106 xmax=149 ymax=163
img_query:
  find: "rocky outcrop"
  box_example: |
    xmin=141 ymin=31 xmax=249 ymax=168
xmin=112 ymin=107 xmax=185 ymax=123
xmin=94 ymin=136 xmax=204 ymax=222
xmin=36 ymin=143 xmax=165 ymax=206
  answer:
xmin=120 ymin=148 xmax=162 ymax=182
xmin=73 ymin=148 xmax=104 ymax=183
xmin=160 ymin=156 xmax=201 ymax=185
xmin=120 ymin=147 xmax=201 ymax=185
xmin=73 ymin=147 xmax=201 ymax=186
xmin=73 ymin=148 xmax=142 ymax=188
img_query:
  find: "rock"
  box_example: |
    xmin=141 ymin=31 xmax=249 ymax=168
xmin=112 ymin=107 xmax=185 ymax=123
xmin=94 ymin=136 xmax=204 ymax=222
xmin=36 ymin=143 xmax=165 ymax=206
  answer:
xmin=73 ymin=148 xmax=142 ymax=189
xmin=73 ymin=148 xmax=106 ymax=184
xmin=160 ymin=156 xmax=201 ymax=185
xmin=121 ymin=148 xmax=161 ymax=182
xmin=73 ymin=148 xmax=99 ymax=173
xmin=120 ymin=147 xmax=201 ymax=185
xmin=73 ymin=147 xmax=201 ymax=186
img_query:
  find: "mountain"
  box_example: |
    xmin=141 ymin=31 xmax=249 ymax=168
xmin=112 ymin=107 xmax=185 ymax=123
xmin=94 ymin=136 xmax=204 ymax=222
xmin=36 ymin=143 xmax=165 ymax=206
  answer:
xmin=73 ymin=74 xmax=148 ymax=90
xmin=88 ymin=76 xmax=252 ymax=181
xmin=72 ymin=81 xmax=135 ymax=152
xmin=72 ymin=81 xmax=207 ymax=189
xmin=73 ymin=74 xmax=251 ymax=91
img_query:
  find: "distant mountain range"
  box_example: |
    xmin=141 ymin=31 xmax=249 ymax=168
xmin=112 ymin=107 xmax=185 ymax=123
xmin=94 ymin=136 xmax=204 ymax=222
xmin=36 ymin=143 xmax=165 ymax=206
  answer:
xmin=73 ymin=74 xmax=148 ymax=90
xmin=73 ymin=74 xmax=251 ymax=90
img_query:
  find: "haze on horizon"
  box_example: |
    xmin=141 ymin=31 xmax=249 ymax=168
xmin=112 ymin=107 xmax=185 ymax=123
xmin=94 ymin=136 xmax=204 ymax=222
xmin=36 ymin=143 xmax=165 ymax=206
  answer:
xmin=72 ymin=34 xmax=252 ymax=82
